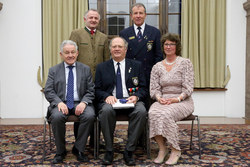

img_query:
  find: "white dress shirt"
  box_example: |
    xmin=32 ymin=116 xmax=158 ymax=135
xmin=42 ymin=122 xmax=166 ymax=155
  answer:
xmin=133 ymin=22 xmax=145 ymax=36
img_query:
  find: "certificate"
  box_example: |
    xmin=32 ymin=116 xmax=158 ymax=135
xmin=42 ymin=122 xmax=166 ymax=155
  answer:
xmin=112 ymin=100 xmax=135 ymax=109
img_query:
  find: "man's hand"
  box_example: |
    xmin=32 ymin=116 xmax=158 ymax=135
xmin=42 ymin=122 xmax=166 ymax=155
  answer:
xmin=105 ymin=96 xmax=117 ymax=105
xmin=58 ymin=102 xmax=69 ymax=115
xmin=127 ymin=96 xmax=138 ymax=104
xmin=75 ymin=102 xmax=87 ymax=116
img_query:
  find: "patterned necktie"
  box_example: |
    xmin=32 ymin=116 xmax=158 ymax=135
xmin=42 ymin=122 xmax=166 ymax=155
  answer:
xmin=137 ymin=26 xmax=143 ymax=42
xmin=66 ymin=66 xmax=74 ymax=109
xmin=90 ymin=29 xmax=94 ymax=35
xmin=116 ymin=62 xmax=123 ymax=99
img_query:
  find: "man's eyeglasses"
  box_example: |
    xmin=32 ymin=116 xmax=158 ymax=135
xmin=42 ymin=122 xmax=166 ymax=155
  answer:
xmin=164 ymin=43 xmax=176 ymax=47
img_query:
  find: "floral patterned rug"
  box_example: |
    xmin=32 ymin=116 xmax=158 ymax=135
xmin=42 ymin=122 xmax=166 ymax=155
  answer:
xmin=0 ymin=124 xmax=249 ymax=166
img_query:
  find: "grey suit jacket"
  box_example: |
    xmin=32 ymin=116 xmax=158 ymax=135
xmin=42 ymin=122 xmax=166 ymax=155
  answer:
xmin=44 ymin=61 xmax=95 ymax=109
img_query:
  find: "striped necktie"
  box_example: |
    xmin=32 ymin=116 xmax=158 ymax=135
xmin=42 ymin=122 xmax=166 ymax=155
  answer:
xmin=137 ymin=26 xmax=143 ymax=42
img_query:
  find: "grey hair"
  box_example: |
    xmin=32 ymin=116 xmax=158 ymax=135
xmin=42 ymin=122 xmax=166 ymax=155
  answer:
xmin=109 ymin=37 xmax=128 ymax=50
xmin=84 ymin=9 xmax=101 ymax=20
xmin=60 ymin=40 xmax=78 ymax=53
xmin=131 ymin=3 xmax=146 ymax=14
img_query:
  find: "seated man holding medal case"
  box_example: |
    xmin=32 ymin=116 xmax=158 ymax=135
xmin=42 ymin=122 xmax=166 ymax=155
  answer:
xmin=95 ymin=37 xmax=148 ymax=166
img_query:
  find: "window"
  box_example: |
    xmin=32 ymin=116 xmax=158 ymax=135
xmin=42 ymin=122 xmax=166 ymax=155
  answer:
xmin=89 ymin=0 xmax=181 ymax=37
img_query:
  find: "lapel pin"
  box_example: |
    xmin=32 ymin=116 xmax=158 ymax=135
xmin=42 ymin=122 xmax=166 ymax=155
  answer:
xmin=128 ymin=67 xmax=132 ymax=73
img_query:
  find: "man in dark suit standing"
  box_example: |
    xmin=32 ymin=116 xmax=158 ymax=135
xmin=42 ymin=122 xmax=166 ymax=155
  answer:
xmin=44 ymin=40 xmax=95 ymax=164
xmin=95 ymin=37 xmax=147 ymax=166
xmin=119 ymin=3 xmax=163 ymax=87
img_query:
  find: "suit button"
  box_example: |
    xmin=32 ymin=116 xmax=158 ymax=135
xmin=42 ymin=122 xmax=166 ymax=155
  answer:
xmin=134 ymin=58 xmax=136 ymax=60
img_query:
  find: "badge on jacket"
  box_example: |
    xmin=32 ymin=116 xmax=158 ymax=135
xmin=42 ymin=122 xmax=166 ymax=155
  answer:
xmin=147 ymin=41 xmax=153 ymax=52
xmin=132 ymin=77 xmax=139 ymax=86
xmin=129 ymin=36 xmax=135 ymax=40
xmin=128 ymin=87 xmax=139 ymax=96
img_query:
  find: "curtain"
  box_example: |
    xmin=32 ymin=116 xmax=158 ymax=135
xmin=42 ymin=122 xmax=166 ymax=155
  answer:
xmin=181 ymin=0 xmax=229 ymax=88
xmin=38 ymin=0 xmax=88 ymax=88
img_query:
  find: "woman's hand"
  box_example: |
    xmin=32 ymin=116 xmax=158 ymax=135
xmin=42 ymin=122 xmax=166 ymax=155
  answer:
xmin=157 ymin=97 xmax=179 ymax=105
xmin=157 ymin=97 xmax=168 ymax=104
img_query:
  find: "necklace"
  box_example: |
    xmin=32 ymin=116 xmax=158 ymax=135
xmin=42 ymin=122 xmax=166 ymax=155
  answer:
xmin=165 ymin=56 xmax=178 ymax=65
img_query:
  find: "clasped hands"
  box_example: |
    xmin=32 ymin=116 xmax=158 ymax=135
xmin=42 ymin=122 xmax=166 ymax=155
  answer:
xmin=105 ymin=95 xmax=138 ymax=105
xmin=157 ymin=97 xmax=179 ymax=105
xmin=57 ymin=102 xmax=86 ymax=115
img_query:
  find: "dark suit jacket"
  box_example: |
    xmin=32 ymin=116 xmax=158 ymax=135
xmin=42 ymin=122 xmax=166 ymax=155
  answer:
xmin=95 ymin=59 xmax=148 ymax=108
xmin=119 ymin=24 xmax=163 ymax=84
xmin=44 ymin=61 xmax=95 ymax=109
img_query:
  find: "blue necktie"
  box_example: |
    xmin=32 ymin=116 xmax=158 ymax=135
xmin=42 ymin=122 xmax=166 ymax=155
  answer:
xmin=116 ymin=62 xmax=123 ymax=99
xmin=137 ymin=26 xmax=143 ymax=42
xmin=66 ymin=66 xmax=74 ymax=109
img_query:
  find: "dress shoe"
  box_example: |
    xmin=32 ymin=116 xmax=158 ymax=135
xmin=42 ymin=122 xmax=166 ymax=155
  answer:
xmin=72 ymin=146 xmax=89 ymax=162
xmin=52 ymin=150 xmax=67 ymax=164
xmin=165 ymin=151 xmax=181 ymax=165
xmin=102 ymin=151 xmax=114 ymax=165
xmin=153 ymin=149 xmax=168 ymax=164
xmin=123 ymin=150 xmax=136 ymax=166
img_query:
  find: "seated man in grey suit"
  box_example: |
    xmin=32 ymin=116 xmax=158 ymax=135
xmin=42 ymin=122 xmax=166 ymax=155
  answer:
xmin=44 ymin=40 xmax=95 ymax=164
xmin=95 ymin=37 xmax=148 ymax=166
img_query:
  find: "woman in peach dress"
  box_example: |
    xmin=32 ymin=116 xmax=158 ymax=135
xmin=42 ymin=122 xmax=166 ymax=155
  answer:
xmin=149 ymin=33 xmax=194 ymax=165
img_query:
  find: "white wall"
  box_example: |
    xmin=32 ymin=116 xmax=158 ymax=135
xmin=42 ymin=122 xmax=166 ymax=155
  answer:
xmin=192 ymin=0 xmax=247 ymax=118
xmin=0 ymin=0 xmax=44 ymax=118
xmin=0 ymin=0 xmax=247 ymax=118
xmin=224 ymin=0 xmax=246 ymax=117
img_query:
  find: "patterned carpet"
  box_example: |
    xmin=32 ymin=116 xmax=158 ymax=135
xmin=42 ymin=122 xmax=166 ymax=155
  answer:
xmin=0 ymin=124 xmax=249 ymax=167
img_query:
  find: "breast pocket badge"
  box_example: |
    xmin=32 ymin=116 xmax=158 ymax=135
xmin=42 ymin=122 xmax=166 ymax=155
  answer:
xmin=132 ymin=77 xmax=139 ymax=86
xmin=147 ymin=42 xmax=153 ymax=52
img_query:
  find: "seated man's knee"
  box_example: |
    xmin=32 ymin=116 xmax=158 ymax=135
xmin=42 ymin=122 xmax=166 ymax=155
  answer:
xmin=100 ymin=104 xmax=114 ymax=116
xmin=80 ymin=106 xmax=95 ymax=123
xmin=50 ymin=108 xmax=65 ymax=124
xmin=136 ymin=102 xmax=147 ymax=118
xmin=138 ymin=108 xmax=147 ymax=118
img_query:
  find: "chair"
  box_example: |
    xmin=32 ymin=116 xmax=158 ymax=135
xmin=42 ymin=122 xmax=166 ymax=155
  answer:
xmin=96 ymin=114 xmax=151 ymax=159
xmin=42 ymin=112 xmax=97 ymax=162
xmin=179 ymin=114 xmax=201 ymax=159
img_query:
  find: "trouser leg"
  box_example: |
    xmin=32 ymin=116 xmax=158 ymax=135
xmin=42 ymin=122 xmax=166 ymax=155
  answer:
xmin=74 ymin=105 xmax=95 ymax=152
xmin=50 ymin=107 xmax=67 ymax=154
xmin=99 ymin=103 xmax=116 ymax=151
xmin=126 ymin=101 xmax=147 ymax=151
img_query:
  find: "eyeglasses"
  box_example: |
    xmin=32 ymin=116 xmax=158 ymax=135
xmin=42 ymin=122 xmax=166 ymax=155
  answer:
xmin=164 ymin=43 xmax=176 ymax=47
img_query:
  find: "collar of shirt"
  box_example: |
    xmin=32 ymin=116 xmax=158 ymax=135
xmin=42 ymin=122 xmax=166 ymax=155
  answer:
xmin=113 ymin=59 xmax=125 ymax=73
xmin=85 ymin=26 xmax=96 ymax=34
xmin=64 ymin=62 xmax=76 ymax=68
xmin=133 ymin=22 xmax=145 ymax=36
